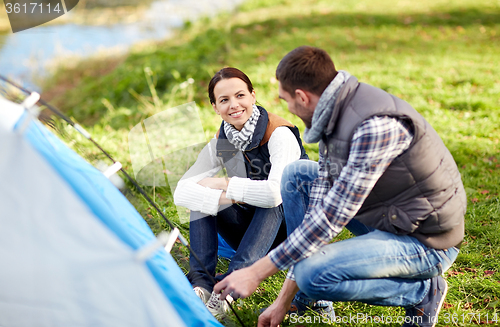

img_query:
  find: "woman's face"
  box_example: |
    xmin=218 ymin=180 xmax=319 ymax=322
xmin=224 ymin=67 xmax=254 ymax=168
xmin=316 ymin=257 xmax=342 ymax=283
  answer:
xmin=212 ymin=77 xmax=256 ymax=131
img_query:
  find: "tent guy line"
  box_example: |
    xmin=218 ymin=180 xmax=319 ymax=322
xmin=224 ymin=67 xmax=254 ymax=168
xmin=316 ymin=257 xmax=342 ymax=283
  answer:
xmin=0 ymin=74 xmax=247 ymax=327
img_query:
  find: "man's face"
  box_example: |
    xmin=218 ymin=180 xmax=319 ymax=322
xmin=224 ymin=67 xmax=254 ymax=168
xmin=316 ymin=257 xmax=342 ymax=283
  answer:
xmin=278 ymin=82 xmax=313 ymax=128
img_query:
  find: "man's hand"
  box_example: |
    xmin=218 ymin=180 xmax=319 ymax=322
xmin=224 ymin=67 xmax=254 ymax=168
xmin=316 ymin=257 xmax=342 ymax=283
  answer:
xmin=258 ymin=301 xmax=288 ymax=327
xmin=214 ymin=265 xmax=261 ymax=300
xmin=258 ymin=278 xmax=300 ymax=327
xmin=197 ymin=177 xmax=229 ymax=190
xmin=214 ymin=256 xmax=279 ymax=300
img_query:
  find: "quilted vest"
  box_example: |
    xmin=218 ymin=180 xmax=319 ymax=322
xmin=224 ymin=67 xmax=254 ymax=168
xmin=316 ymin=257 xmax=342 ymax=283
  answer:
xmin=216 ymin=106 xmax=308 ymax=181
xmin=320 ymin=76 xmax=466 ymax=249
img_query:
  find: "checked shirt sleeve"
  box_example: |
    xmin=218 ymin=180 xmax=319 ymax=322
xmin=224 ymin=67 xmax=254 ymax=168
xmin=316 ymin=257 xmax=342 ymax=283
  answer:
xmin=305 ymin=151 xmax=331 ymax=210
xmin=268 ymin=116 xmax=414 ymax=273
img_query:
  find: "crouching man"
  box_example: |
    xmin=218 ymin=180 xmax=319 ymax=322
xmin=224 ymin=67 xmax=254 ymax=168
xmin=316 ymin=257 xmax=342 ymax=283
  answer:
xmin=215 ymin=46 xmax=466 ymax=327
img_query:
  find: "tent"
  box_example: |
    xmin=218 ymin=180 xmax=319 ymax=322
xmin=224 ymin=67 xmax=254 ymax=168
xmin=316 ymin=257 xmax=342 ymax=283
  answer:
xmin=0 ymin=96 xmax=223 ymax=327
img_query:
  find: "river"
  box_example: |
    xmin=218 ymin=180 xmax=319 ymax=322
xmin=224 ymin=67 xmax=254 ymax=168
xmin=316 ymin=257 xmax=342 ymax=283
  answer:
xmin=0 ymin=0 xmax=245 ymax=91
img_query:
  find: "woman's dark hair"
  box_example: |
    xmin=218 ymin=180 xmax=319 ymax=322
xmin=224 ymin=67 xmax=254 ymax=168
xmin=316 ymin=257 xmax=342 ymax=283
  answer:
xmin=276 ymin=46 xmax=338 ymax=97
xmin=208 ymin=67 xmax=254 ymax=104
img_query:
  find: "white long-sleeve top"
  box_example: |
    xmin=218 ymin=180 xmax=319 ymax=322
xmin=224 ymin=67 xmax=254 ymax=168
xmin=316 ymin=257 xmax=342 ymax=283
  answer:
xmin=173 ymin=126 xmax=302 ymax=216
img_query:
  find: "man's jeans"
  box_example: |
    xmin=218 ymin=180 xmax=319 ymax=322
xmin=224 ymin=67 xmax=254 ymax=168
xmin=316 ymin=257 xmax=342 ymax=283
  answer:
xmin=188 ymin=204 xmax=286 ymax=293
xmin=281 ymin=160 xmax=459 ymax=308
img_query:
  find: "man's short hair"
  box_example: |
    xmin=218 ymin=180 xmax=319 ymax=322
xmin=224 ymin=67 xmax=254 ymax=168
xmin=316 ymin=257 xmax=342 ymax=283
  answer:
xmin=276 ymin=46 xmax=338 ymax=97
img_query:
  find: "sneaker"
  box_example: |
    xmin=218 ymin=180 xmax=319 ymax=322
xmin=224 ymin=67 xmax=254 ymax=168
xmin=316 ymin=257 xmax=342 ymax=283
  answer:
xmin=193 ymin=286 xmax=211 ymax=304
xmin=402 ymin=276 xmax=448 ymax=327
xmin=205 ymin=291 xmax=233 ymax=318
xmin=287 ymin=300 xmax=335 ymax=321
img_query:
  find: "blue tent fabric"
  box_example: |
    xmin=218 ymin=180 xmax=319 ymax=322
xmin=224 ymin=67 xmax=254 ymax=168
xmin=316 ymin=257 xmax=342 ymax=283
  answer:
xmin=217 ymin=234 xmax=236 ymax=259
xmin=15 ymin=115 xmax=222 ymax=327
xmin=0 ymin=130 xmax=186 ymax=326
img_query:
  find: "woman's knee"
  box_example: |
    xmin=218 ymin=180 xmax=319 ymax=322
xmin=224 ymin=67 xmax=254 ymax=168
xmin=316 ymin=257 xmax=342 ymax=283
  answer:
xmin=280 ymin=160 xmax=318 ymax=194
xmin=281 ymin=161 xmax=301 ymax=192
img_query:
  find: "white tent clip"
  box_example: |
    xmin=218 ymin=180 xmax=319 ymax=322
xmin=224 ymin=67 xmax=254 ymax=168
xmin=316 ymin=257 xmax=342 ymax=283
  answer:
xmin=164 ymin=227 xmax=180 ymax=253
xmin=21 ymin=92 xmax=40 ymax=110
xmin=17 ymin=92 xmax=41 ymax=134
xmin=74 ymin=123 xmax=91 ymax=139
xmin=103 ymin=161 xmax=122 ymax=179
xmin=135 ymin=228 xmax=180 ymax=262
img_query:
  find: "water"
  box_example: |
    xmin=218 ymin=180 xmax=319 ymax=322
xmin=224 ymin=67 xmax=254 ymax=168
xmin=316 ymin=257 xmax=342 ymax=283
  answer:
xmin=0 ymin=0 xmax=245 ymax=91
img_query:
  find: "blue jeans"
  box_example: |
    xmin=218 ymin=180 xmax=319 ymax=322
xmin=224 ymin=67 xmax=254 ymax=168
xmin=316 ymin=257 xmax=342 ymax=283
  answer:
xmin=188 ymin=204 xmax=286 ymax=292
xmin=281 ymin=160 xmax=459 ymax=308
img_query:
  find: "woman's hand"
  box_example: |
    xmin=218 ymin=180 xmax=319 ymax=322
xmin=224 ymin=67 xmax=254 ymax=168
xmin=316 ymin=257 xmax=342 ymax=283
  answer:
xmin=197 ymin=177 xmax=229 ymax=191
xmin=219 ymin=192 xmax=234 ymax=205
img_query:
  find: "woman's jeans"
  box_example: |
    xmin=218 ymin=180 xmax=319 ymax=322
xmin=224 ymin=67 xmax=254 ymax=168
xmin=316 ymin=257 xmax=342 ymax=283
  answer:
xmin=281 ymin=160 xmax=459 ymax=308
xmin=188 ymin=203 xmax=286 ymax=293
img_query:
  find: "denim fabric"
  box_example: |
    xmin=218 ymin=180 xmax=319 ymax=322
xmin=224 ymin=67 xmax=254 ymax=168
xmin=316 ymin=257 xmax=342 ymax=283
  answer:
xmin=281 ymin=160 xmax=459 ymax=308
xmin=188 ymin=204 xmax=286 ymax=292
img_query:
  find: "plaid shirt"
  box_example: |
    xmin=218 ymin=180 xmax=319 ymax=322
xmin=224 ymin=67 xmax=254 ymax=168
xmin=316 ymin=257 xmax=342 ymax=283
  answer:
xmin=268 ymin=116 xmax=414 ymax=280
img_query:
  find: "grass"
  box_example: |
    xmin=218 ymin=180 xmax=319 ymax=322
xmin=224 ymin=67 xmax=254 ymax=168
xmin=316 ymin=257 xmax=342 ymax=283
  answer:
xmin=36 ymin=0 xmax=500 ymax=325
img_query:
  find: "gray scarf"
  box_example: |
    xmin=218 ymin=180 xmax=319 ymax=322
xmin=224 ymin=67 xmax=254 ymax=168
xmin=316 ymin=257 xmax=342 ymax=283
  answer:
xmin=223 ymin=104 xmax=260 ymax=151
xmin=303 ymin=70 xmax=351 ymax=143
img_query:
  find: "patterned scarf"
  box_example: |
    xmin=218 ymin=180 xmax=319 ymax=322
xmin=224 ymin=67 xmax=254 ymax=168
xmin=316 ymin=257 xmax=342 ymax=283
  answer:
xmin=223 ymin=104 xmax=260 ymax=151
xmin=303 ymin=70 xmax=351 ymax=143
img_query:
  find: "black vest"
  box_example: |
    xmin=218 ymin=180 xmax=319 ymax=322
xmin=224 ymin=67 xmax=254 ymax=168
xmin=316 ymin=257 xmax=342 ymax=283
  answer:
xmin=321 ymin=76 xmax=466 ymax=249
xmin=216 ymin=106 xmax=308 ymax=181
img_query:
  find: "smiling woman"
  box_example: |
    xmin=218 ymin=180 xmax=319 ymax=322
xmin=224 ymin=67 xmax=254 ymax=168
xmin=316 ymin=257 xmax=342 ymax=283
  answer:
xmin=211 ymin=75 xmax=255 ymax=130
xmin=173 ymin=67 xmax=309 ymax=318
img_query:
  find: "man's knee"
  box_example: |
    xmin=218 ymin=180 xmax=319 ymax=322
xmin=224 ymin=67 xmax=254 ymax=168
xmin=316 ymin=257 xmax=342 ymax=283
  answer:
xmin=294 ymin=259 xmax=324 ymax=299
xmin=295 ymin=261 xmax=310 ymax=295
xmin=294 ymin=253 xmax=346 ymax=300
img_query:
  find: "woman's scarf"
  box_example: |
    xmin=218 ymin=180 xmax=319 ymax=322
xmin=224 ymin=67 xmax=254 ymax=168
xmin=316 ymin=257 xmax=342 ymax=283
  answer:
xmin=223 ymin=104 xmax=260 ymax=151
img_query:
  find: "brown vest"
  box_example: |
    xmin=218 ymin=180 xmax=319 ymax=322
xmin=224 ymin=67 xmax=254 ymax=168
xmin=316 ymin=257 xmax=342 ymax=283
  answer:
xmin=320 ymin=76 xmax=466 ymax=249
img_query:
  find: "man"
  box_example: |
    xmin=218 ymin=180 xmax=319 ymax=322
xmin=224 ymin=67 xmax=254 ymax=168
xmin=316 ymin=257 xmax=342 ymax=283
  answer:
xmin=214 ymin=46 xmax=466 ymax=327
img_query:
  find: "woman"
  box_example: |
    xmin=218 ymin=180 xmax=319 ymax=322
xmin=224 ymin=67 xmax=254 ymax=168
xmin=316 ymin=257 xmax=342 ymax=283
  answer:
xmin=173 ymin=67 xmax=308 ymax=316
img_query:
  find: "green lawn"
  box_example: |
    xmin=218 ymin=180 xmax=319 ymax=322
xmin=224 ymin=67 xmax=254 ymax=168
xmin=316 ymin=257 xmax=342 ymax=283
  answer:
xmin=41 ymin=0 xmax=500 ymax=325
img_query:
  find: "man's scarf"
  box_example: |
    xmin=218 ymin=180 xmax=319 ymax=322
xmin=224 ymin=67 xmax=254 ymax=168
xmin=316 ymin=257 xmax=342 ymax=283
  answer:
xmin=303 ymin=70 xmax=351 ymax=143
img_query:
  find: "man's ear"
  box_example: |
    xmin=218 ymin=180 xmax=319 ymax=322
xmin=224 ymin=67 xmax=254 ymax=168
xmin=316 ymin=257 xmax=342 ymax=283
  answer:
xmin=212 ymin=103 xmax=220 ymax=115
xmin=295 ymin=89 xmax=320 ymax=111
xmin=295 ymin=89 xmax=310 ymax=106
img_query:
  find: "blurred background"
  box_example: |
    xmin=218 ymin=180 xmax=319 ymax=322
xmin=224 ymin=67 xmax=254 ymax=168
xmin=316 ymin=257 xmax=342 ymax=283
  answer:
xmin=0 ymin=0 xmax=244 ymax=89
xmin=1 ymin=0 xmax=498 ymax=325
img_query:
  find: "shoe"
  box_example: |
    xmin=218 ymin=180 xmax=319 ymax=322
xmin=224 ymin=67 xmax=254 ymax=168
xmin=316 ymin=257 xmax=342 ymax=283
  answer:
xmin=205 ymin=291 xmax=233 ymax=318
xmin=402 ymin=276 xmax=448 ymax=327
xmin=287 ymin=300 xmax=335 ymax=321
xmin=193 ymin=286 xmax=211 ymax=304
